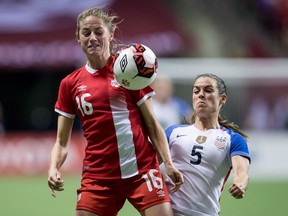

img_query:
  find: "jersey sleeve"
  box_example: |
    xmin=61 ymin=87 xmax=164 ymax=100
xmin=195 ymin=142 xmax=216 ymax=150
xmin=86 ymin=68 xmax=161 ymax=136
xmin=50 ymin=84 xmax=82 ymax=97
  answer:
xmin=165 ymin=125 xmax=175 ymax=143
xmin=165 ymin=124 xmax=184 ymax=146
xmin=54 ymin=77 xmax=76 ymax=118
xmin=128 ymin=85 xmax=155 ymax=106
xmin=230 ymin=132 xmax=251 ymax=162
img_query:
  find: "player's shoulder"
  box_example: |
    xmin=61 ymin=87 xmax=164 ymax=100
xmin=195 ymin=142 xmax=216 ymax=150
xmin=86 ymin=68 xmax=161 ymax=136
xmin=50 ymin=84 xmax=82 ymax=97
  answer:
xmin=165 ymin=124 xmax=191 ymax=138
xmin=60 ymin=66 xmax=85 ymax=83
xmin=67 ymin=66 xmax=85 ymax=78
xmin=221 ymin=126 xmax=246 ymax=143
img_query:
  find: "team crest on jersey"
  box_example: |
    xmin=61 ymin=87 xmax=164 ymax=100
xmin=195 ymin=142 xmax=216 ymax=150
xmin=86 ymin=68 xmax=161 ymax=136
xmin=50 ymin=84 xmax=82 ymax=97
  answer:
xmin=196 ymin=136 xmax=207 ymax=144
xmin=111 ymin=79 xmax=121 ymax=88
xmin=215 ymin=136 xmax=226 ymax=149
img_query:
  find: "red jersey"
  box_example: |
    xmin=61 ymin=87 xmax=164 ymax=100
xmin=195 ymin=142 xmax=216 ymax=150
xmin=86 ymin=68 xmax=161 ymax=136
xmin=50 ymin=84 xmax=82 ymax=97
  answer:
xmin=55 ymin=56 xmax=157 ymax=180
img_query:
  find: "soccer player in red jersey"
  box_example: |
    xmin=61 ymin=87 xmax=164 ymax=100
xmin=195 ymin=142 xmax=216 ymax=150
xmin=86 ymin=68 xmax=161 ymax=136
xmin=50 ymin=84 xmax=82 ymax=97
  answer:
xmin=47 ymin=6 xmax=183 ymax=216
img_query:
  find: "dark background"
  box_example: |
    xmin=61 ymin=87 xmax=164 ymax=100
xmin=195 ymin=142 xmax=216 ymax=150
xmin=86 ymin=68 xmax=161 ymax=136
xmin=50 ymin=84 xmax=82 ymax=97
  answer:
xmin=1 ymin=0 xmax=287 ymax=131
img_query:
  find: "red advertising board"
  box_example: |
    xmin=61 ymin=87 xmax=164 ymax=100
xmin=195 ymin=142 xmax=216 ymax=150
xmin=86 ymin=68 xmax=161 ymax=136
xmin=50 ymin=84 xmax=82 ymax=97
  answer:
xmin=0 ymin=132 xmax=86 ymax=175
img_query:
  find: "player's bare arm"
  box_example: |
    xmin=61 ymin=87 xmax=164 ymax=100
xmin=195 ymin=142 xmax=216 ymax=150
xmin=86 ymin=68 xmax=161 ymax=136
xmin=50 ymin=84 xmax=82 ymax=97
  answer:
xmin=229 ymin=155 xmax=250 ymax=199
xmin=139 ymin=97 xmax=184 ymax=192
xmin=48 ymin=115 xmax=73 ymax=197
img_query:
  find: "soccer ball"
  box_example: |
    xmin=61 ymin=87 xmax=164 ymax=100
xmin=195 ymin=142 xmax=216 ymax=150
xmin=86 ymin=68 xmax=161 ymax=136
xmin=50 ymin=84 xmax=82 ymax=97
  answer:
xmin=113 ymin=43 xmax=158 ymax=90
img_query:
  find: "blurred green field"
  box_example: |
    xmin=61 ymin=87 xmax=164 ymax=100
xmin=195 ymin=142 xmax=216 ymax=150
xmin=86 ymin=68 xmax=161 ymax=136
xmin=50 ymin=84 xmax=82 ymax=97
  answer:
xmin=0 ymin=176 xmax=287 ymax=216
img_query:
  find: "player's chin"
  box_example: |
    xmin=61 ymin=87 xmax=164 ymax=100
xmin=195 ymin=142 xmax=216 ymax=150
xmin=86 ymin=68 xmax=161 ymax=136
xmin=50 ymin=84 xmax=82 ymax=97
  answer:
xmin=86 ymin=47 xmax=101 ymax=55
xmin=87 ymin=51 xmax=100 ymax=56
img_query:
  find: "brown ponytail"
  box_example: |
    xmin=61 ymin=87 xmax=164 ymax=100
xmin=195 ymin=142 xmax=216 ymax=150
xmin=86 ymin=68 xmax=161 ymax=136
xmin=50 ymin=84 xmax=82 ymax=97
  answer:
xmin=218 ymin=115 xmax=248 ymax=140
xmin=186 ymin=113 xmax=248 ymax=140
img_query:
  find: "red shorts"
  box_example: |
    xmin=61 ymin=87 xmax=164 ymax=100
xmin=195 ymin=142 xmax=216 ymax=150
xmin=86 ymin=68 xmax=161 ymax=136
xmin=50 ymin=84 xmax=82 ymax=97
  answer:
xmin=76 ymin=168 xmax=170 ymax=215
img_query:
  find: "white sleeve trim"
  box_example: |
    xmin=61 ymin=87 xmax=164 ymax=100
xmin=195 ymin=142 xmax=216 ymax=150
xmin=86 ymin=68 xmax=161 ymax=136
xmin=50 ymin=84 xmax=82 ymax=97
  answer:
xmin=136 ymin=91 xmax=155 ymax=106
xmin=55 ymin=108 xmax=75 ymax=119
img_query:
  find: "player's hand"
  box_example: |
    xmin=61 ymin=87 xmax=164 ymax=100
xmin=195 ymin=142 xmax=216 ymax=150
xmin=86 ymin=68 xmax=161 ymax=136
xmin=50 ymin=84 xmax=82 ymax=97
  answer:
xmin=229 ymin=183 xmax=245 ymax=199
xmin=48 ymin=169 xmax=64 ymax=197
xmin=165 ymin=164 xmax=184 ymax=193
xmin=229 ymin=174 xmax=249 ymax=199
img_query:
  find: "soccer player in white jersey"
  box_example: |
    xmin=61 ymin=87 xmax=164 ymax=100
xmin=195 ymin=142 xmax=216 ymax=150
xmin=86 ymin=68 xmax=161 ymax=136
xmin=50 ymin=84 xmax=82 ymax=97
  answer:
xmin=163 ymin=73 xmax=250 ymax=216
xmin=47 ymin=6 xmax=183 ymax=216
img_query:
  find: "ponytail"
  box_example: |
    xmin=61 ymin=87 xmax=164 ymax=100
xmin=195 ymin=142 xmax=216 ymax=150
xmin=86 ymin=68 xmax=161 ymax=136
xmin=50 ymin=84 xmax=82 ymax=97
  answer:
xmin=218 ymin=115 xmax=248 ymax=140
xmin=186 ymin=113 xmax=248 ymax=141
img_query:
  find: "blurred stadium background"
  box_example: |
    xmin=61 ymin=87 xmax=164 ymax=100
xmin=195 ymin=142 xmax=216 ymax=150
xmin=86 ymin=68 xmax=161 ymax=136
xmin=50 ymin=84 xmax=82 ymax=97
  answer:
xmin=0 ymin=0 xmax=287 ymax=215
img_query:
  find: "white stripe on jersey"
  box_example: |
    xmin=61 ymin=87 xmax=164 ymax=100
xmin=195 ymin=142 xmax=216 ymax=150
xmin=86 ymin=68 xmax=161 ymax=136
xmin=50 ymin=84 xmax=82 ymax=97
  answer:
xmin=110 ymin=91 xmax=138 ymax=179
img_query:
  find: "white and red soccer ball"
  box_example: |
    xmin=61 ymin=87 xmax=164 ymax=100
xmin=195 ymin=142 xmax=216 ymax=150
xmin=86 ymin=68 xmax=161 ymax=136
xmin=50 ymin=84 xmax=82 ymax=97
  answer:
xmin=113 ymin=43 xmax=158 ymax=90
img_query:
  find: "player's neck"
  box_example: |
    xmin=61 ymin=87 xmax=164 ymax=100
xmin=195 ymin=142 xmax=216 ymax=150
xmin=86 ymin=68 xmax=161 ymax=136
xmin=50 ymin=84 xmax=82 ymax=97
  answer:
xmin=87 ymin=54 xmax=110 ymax=70
xmin=194 ymin=118 xmax=220 ymax=131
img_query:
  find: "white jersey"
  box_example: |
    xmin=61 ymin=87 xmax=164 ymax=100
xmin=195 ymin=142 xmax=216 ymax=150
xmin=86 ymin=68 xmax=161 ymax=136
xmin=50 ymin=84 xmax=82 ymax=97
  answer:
xmin=165 ymin=124 xmax=250 ymax=216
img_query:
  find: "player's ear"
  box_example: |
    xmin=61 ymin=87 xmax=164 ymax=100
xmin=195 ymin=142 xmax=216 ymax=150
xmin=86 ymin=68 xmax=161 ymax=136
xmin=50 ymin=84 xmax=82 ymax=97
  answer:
xmin=76 ymin=32 xmax=81 ymax=44
xmin=220 ymin=95 xmax=227 ymax=106
xmin=76 ymin=37 xmax=81 ymax=44
xmin=110 ymin=31 xmax=115 ymax=41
